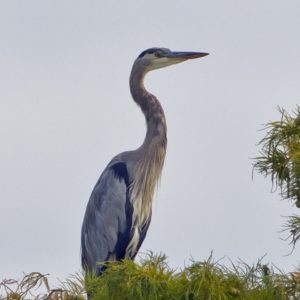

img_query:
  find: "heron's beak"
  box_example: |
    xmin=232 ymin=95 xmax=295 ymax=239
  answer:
xmin=165 ymin=51 xmax=209 ymax=61
xmin=148 ymin=50 xmax=209 ymax=71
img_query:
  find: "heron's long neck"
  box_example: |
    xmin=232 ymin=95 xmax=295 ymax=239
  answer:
xmin=130 ymin=69 xmax=167 ymax=151
xmin=129 ymin=67 xmax=167 ymax=225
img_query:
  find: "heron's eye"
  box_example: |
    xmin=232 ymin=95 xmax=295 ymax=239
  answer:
xmin=154 ymin=52 xmax=161 ymax=58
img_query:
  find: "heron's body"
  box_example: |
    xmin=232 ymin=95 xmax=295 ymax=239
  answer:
xmin=81 ymin=48 xmax=208 ymax=275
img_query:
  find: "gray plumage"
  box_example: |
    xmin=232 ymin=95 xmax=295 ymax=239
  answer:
xmin=81 ymin=47 xmax=208 ymax=275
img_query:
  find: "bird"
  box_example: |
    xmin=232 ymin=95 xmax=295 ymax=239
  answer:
xmin=81 ymin=47 xmax=209 ymax=275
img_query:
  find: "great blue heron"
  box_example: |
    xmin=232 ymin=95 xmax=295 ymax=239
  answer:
xmin=81 ymin=47 xmax=208 ymax=275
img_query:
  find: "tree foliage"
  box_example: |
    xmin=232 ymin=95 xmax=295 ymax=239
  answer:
xmin=254 ymin=106 xmax=300 ymax=246
xmin=2 ymin=253 xmax=300 ymax=300
xmin=85 ymin=253 xmax=300 ymax=300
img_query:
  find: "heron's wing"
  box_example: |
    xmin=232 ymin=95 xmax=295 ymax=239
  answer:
xmin=81 ymin=162 xmax=133 ymax=274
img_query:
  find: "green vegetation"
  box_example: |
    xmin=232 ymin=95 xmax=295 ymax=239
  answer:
xmin=85 ymin=253 xmax=300 ymax=300
xmin=254 ymin=106 xmax=300 ymax=246
xmin=1 ymin=253 xmax=300 ymax=299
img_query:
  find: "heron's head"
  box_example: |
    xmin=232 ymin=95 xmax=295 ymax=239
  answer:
xmin=135 ymin=47 xmax=209 ymax=73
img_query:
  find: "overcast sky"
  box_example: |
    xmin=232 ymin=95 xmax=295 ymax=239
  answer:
xmin=1 ymin=0 xmax=300 ymax=285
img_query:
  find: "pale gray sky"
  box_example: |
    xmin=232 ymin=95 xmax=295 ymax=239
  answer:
xmin=1 ymin=0 xmax=300 ymax=285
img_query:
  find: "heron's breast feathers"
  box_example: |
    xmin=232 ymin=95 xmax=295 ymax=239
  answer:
xmin=125 ymin=141 xmax=166 ymax=256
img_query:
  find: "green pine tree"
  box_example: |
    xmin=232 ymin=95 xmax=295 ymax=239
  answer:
xmin=254 ymin=106 xmax=300 ymax=246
